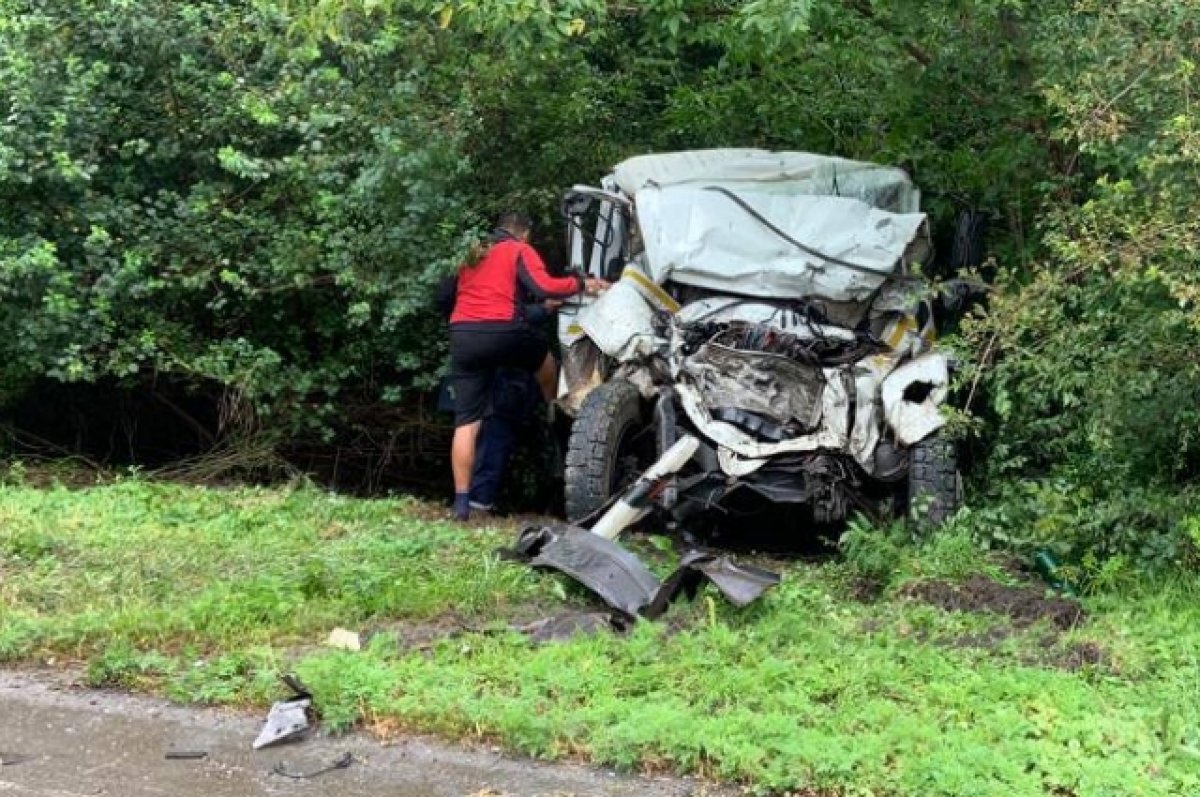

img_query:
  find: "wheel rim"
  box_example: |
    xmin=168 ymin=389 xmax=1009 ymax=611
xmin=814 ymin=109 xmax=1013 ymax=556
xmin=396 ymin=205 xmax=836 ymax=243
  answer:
xmin=609 ymin=423 xmax=654 ymax=497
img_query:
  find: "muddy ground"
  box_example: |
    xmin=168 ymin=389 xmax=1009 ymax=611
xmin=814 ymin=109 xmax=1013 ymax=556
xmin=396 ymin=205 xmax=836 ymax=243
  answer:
xmin=902 ymin=573 xmax=1085 ymax=629
xmin=0 ymin=670 xmax=730 ymax=797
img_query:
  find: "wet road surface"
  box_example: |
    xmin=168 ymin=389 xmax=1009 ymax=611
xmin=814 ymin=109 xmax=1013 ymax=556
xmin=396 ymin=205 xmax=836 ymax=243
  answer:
xmin=0 ymin=671 xmax=717 ymax=797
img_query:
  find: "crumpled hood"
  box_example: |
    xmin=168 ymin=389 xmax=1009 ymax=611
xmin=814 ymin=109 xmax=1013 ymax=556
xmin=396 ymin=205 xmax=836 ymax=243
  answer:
xmin=635 ymin=185 xmax=929 ymax=303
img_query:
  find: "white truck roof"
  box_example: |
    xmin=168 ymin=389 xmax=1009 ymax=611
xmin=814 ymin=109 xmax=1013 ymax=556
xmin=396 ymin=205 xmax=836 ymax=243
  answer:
xmin=610 ymin=149 xmax=929 ymax=302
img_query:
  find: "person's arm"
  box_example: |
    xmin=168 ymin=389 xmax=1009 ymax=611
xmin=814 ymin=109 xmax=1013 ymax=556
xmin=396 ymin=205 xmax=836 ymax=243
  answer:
xmin=515 ymin=245 xmax=585 ymax=300
xmin=435 ymin=274 xmax=458 ymax=321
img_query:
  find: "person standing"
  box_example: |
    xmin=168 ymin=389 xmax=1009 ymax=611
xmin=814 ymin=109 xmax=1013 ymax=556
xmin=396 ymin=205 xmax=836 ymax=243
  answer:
xmin=467 ymin=367 xmax=540 ymax=513
xmin=448 ymin=212 xmax=605 ymax=521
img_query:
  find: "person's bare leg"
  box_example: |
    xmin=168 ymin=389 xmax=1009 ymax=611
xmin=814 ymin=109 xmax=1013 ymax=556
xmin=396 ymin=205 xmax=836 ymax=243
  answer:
xmin=535 ymin=353 xmax=559 ymax=404
xmin=451 ymin=420 xmax=481 ymax=494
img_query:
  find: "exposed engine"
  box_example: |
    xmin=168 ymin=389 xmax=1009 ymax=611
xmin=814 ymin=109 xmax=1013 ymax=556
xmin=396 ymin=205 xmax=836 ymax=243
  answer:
xmin=673 ymin=319 xmax=883 ymax=445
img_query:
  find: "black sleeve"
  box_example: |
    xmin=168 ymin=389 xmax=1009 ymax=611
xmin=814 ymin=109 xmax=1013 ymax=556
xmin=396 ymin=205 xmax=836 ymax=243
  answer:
xmin=516 ymin=253 xmax=584 ymax=300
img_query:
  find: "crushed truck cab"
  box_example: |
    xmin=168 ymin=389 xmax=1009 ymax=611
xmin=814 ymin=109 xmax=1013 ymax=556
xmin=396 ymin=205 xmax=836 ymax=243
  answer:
xmin=557 ymin=149 xmax=961 ymax=532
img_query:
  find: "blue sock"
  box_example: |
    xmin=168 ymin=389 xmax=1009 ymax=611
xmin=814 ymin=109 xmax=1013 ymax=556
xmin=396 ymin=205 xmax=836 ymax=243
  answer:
xmin=453 ymin=492 xmax=471 ymax=521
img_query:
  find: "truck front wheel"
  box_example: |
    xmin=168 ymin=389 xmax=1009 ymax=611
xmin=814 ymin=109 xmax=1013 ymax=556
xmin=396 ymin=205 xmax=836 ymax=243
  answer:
xmin=563 ymin=380 xmax=651 ymax=522
xmin=906 ymin=434 xmax=961 ymax=526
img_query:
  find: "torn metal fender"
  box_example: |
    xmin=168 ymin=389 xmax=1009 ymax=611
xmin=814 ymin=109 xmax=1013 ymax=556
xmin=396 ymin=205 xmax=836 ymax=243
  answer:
xmin=520 ymin=526 xmax=661 ymax=618
xmin=848 ymin=353 xmax=900 ymax=474
xmin=510 ymin=525 xmax=781 ymax=621
xmin=880 ymin=352 xmax=949 ymax=446
xmin=576 ymin=263 xmax=674 ymax=362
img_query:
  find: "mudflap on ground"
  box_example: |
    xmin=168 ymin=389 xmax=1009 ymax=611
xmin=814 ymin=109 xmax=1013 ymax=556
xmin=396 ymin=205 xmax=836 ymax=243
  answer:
xmin=508 ymin=524 xmax=780 ymax=623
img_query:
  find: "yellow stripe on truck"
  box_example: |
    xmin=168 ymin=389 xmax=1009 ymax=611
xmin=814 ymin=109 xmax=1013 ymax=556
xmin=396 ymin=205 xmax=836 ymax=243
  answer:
xmin=885 ymin=317 xmax=916 ymax=351
xmin=622 ymin=267 xmax=681 ymax=314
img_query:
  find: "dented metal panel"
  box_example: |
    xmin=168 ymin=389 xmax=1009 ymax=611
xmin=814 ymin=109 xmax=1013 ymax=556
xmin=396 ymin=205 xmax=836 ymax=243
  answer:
xmin=684 ymin=342 xmax=826 ymax=433
xmin=611 ymin=149 xmax=921 ymax=213
xmin=881 ymin=352 xmax=950 ymax=446
xmin=636 ymin=187 xmax=929 ymax=303
xmin=676 ymin=369 xmax=852 ymax=460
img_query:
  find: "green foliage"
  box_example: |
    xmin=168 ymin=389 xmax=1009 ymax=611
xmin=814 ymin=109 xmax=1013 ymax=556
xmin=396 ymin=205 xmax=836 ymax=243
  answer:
xmin=1 ymin=0 xmax=1199 ymax=572
xmin=0 ymin=0 xmax=476 ymax=428
xmin=0 ymin=480 xmax=551 ymax=658
xmin=0 ymin=0 xmax=1068 ymax=423
xmin=957 ymin=0 xmax=1200 ymax=574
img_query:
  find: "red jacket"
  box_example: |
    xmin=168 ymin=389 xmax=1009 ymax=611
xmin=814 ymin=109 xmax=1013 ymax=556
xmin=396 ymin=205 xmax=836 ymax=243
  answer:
xmin=450 ymin=234 xmax=582 ymax=327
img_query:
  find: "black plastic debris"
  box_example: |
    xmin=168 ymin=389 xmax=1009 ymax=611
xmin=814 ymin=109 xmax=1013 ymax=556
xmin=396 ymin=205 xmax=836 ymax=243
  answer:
xmin=272 ymin=752 xmax=354 ymax=780
xmin=516 ymin=525 xmax=661 ymax=618
xmin=510 ymin=524 xmax=780 ymax=621
xmin=253 ymin=674 xmax=314 ymax=750
xmin=164 ymin=750 xmax=208 ymax=760
xmin=0 ymin=752 xmax=33 ymax=767
xmin=646 ymin=550 xmax=781 ymax=617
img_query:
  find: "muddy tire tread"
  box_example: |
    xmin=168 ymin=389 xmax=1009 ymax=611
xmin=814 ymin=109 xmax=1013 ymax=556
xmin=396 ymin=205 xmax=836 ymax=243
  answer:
xmin=563 ymin=380 xmax=643 ymax=522
xmin=908 ymin=435 xmax=961 ymax=525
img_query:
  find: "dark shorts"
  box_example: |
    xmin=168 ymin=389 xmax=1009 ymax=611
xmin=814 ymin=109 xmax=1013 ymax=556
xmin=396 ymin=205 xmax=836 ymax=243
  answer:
xmin=450 ymin=327 xmax=549 ymax=425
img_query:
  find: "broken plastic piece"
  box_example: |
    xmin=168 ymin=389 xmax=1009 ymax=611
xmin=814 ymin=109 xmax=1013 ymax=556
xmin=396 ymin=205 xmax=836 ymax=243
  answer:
xmin=522 ymin=526 xmax=660 ymax=618
xmin=253 ymin=674 xmax=314 ymax=750
xmin=325 ymin=628 xmax=362 ymax=651
xmin=683 ymin=552 xmax=782 ymax=607
xmin=0 ymin=752 xmax=34 ymax=767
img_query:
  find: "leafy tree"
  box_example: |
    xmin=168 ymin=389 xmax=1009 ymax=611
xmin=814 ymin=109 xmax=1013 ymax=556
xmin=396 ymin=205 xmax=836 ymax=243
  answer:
xmin=1 ymin=0 xmax=1198 ymax=568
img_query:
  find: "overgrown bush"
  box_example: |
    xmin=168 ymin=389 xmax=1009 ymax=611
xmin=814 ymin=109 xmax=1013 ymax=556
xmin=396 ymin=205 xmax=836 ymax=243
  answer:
xmin=958 ymin=0 xmax=1200 ymax=573
xmin=2 ymin=0 xmax=1198 ymax=570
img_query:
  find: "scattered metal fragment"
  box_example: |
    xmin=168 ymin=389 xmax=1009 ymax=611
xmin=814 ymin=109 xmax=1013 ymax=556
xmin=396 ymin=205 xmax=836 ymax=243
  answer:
xmin=272 ymin=751 xmax=354 ymax=780
xmin=253 ymin=674 xmax=315 ymax=750
xmin=647 ymin=550 xmax=781 ymax=617
xmin=511 ymin=524 xmax=780 ymax=621
xmin=164 ymin=750 xmax=208 ymax=760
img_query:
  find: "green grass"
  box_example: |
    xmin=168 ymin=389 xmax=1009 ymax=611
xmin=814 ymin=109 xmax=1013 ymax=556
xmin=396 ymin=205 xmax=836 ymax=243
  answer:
xmin=1 ymin=479 xmax=1198 ymax=796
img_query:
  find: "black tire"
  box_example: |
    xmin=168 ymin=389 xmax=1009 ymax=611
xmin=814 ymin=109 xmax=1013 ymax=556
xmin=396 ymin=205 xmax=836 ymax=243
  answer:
xmin=907 ymin=434 xmax=961 ymax=525
xmin=564 ymin=380 xmax=647 ymax=522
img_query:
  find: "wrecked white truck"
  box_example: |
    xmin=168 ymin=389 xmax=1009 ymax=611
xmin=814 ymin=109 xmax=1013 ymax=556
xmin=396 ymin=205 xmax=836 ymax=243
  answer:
xmin=554 ymin=149 xmax=961 ymax=534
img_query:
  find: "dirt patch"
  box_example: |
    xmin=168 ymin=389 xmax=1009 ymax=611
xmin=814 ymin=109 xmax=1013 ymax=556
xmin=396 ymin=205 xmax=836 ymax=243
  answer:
xmin=848 ymin=575 xmax=886 ymax=603
xmin=363 ymin=604 xmax=616 ymax=651
xmin=1055 ymin=641 xmax=1107 ymax=670
xmin=902 ymin=574 xmax=1085 ymax=629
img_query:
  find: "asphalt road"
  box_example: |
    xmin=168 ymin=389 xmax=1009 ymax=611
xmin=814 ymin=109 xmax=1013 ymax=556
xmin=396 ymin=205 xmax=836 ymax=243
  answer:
xmin=0 ymin=671 xmax=716 ymax=797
